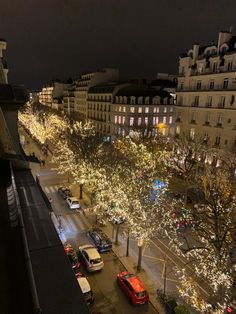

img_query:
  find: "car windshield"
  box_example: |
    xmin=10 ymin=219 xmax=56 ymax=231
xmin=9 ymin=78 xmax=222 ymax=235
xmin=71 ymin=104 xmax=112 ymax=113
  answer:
xmin=91 ymin=258 xmax=102 ymax=264
xmin=123 ymin=274 xmax=134 ymax=280
xmin=136 ymin=290 xmax=146 ymax=298
xmin=72 ymin=201 xmax=79 ymax=205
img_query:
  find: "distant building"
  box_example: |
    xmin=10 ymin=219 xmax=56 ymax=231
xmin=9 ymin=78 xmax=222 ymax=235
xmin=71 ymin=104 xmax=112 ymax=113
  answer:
xmin=74 ymin=68 xmax=119 ymax=120
xmin=87 ymin=82 xmax=175 ymax=140
xmin=62 ymin=82 xmax=76 ymax=116
xmin=176 ymin=27 xmax=236 ymax=150
xmin=38 ymin=81 xmax=69 ymax=109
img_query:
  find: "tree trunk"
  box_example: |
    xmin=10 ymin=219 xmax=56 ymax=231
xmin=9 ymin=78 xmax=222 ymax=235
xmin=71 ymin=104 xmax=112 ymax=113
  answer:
xmin=79 ymin=183 xmax=83 ymax=199
xmin=126 ymin=231 xmax=130 ymax=257
xmin=115 ymin=224 xmax=120 ymax=245
xmin=137 ymin=245 xmax=143 ymax=271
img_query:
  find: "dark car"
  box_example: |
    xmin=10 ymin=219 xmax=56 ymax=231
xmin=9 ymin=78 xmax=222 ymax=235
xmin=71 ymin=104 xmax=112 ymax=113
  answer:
xmin=58 ymin=186 xmax=72 ymax=199
xmin=87 ymin=228 xmax=112 ymax=253
xmin=64 ymin=243 xmax=80 ymax=272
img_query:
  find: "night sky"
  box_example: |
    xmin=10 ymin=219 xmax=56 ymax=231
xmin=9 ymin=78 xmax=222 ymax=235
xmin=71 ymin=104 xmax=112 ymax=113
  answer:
xmin=1 ymin=0 xmax=236 ymax=89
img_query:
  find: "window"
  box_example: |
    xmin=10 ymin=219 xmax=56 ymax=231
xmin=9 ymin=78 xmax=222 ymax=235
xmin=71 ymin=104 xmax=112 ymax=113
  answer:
xmin=209 ymin=80 xmax=215 ymax=89
xmin=193 ymin=96 xmax=199 ymax=107
xmin=129 ymin=117 xmax=134 ymax=126
xmin=191 ymin=111 xmax=196 ymax=123
xmin=153 ymin=116 xmax=159 ymax=126
xmin=153 ymin=107 xmax=159 ymax=113
xmin=176 ymin=126 xmax=180 ymax=134
xmin=163 ymin=107 xmax=167 ymax=113
xmin=163 ymin=116 xmax=167 ymax=124
xmin=190 ymin=128 xmax=195 ymax=139
xmin=213 ymin=62 xmax=218 ymax=72
xmin=230 ymin=95 xmax=235 ymax=105
xmin=227 ymin=61 xmax=233 ymax=71
xmin=131 ymin=97 xmax=135 ymax=104
xmin=169 ymin=116 xmax=173 ymax=124
xmin=196 ymin=81 xmax=202 ymax=90
xmin=130 ymin=107 xmax=135 ymax=113
xmin=205 ymin=112 xmax=210 ymax=125
xmin=215 ymin=136 xmax=221 ymax=146
xmin=138 ymin=107 xmax=142 ymax=113
xmin=114 ymin=115 xmax=117 ymax=124
xmin=170 ymin=107 xmax=173 ymax=112
xmin=180 ymin=82 xmax=184 ymax=90
xmin=206 ymin=96 xmax=212 ymax=107
xmin=178 ymin=96 xmax=183 ymax=105
xmin=138 ymin=117 xmax=142 ymax=126
xmin=145 ymin=97 xmax=149 ymax=105
xmin=223 ymin=78 xmax=229 ymax=89
xmin=118 ymin=106 xmax=122 ymax=112
xmin=122 ymin=107 xmax=126 ymax=112
xmin=144 ymin=117 xmax=148 ymax=125
xmin=217 ymin=113 xmax=223 ymax=126
xmin=145 ymin=107 xmax=149 ymax=113
xmin=118 ymin=116 xmax=122 ymax=124
xmin=219 ymin=96 xmax=225 ymax=108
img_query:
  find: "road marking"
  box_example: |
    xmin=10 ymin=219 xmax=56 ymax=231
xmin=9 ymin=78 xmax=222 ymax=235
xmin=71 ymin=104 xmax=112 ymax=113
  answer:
xmin=49 ymin=186 xmax=56 ymax=193
xmin=70 ymin=214 xmax=85 ymax=231
xmin=150 ymin=239 xmax=210 ymax=297
xmin=64 ymin=216 xmax=78 ymax=232
xmin=44 ymin=187 xmax=50 ymax=194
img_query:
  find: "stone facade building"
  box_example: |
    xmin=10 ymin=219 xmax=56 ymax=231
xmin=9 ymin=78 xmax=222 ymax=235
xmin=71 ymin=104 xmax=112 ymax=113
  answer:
xmin=176 ymin=28 xmax=236 ymax=150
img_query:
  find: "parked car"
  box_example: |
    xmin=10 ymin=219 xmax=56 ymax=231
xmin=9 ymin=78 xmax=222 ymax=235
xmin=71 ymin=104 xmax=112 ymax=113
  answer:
xmin=87 ymin=228 xmax=112 ymax=253
xmin=112 ymin=216 xmax=126 ymax=225
xmin=76 ymin=273 xmax=94 ymax=305
xmin=58 ymin=186 xmax=72 ymax=199
xmin=117 ymin=271 xmax=149 ymax=305
xmin=64 ymin=243 xmax=80 ymax=272
xmin=66 ymin=197 xmax=81 ymax=210
xmin=78 ymin=244 xmax=104 ymax=272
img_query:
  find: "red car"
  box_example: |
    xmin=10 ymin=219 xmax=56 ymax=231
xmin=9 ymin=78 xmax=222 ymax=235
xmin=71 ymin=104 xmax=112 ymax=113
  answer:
xmin=64 ymin=243 xmax=81 ymax=272
xmin=117 ymin=271 xmax=149 ymax=305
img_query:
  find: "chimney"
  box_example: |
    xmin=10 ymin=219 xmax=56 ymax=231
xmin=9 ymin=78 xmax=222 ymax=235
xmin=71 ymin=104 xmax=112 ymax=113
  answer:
xmin=217 ymin=30 xmax=233 ymax=53
xmin=192 ymin=43 xmax=199 ymax=62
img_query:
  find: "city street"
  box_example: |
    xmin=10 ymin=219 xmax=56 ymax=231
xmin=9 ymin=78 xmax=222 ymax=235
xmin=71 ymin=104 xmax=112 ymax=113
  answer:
xmin=21 ymin=129 xmax=211 ymax=313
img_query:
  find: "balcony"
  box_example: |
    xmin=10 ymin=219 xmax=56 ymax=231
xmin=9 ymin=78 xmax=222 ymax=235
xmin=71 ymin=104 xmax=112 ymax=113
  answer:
xmin=215 ymin=123 xmax=223 ymax=128
xmin=203 ymin=121 xmax=210 ymax=126
xmin=218 ymin=103 xmax=225 ymax=109
xmin=190 ymin=120 xmax=196 ymax=124
xmin=177 ymin=84 xmax=235 ymax=92
xmin=175 ymin=117 xmax=181 ymax=123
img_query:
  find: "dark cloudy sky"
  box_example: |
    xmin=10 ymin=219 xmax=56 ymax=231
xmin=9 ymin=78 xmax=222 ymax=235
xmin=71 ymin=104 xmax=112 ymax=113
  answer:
xmin=1 ymin=0 xmax=236 ymax=89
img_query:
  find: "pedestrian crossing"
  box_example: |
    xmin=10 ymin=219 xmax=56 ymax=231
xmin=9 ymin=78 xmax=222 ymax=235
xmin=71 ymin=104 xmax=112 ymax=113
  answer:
xmin=44 ymin=185 xmax=60 ymax=194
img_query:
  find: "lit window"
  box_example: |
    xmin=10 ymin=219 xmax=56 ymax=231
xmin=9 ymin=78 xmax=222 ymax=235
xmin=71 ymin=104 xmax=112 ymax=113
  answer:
xmin=138 ymin=117 xmax=142 ymax=126
xmin=123 ymin=107 xmax=126 ymax=112
xmin=176 ymin=126 xmax=180 ymax=134
xmin=163 ymin=116 xmax=167 ymax=124
xmin=115 ymin=115 xmax=117 ymax=124
xmin=122 ymin=116 xmax=125 ymax=124
xmin=190 ymin=128 xmax=195 ymax=139
xmin=153 ymin=116 xmax=159 ymax=126
xmin=118 ymin=116 xmax=122 ymax=124
xmin=118 ymin=106 xmax=122 ymax=112
xmin=145 ymin=107 xmax=149 ymax=113
xmin=145 ymin=117 xmax=148 ymax=125
xmin=164 ymin=107 xmax=167 ymax=113
xmin=169 ymin=116 xmax=173 ymax=124
xmin=130 ymin=117 xmax=134 ymax=126
xmin=130 ymin=107 xmax=135 ymax=113
xmin=170 ymin=107 xmax=173 ymax=112
xmin=138 ymin=107 xmax=142 ymax=113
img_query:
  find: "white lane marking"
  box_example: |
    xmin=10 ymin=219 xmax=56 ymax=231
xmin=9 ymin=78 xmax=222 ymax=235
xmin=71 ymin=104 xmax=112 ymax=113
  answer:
xmin=49 ymin=186 xmax=56 ymax=193
xmin=150 ymin=239 xmax=210 ymax=297
xmin=44 ymin=187 xmax=50 ymax=194
xmin=65 ymin=215 xmax=78 ymax=232
xmin=77 ymin=212 xmax=91 ymax=229
xmin=70 ymin=214 xmax=85 ymax=231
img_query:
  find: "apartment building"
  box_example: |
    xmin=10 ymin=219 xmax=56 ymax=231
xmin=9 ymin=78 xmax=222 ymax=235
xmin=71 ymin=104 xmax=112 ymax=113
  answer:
xmin=87 ymin=83 xmax=175 ymax=140
xmin=176 ymin=28 xmax=236 ymax=150
xmin=38 ymin=81 xmax=69 ymax=109
xmin=74 ymin=68 xmax=119 ymax=121
xmin=62 ymin=82 xmax=76 ymax=116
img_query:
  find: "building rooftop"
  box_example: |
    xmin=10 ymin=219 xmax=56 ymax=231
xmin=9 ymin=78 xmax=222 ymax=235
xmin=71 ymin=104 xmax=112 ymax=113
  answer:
xmin=116 ymin=84 xmax=171 ymax=98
